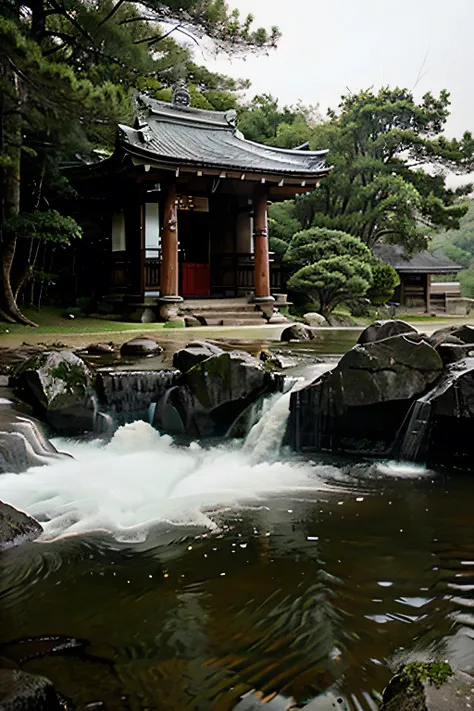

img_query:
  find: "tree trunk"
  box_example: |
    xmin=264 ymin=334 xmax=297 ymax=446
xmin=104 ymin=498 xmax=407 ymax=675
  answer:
xmin=0 ymin=60 xmax=38 ymax=326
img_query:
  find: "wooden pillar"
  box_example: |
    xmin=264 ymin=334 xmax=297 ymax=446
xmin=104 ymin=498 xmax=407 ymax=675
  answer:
xmin=425 ymin=273 xmax=431 ymax=313
xmin=160 ymin=182 xmax=179 ymax=297
xmin=253 ymin=187 xmax=274 ymax=302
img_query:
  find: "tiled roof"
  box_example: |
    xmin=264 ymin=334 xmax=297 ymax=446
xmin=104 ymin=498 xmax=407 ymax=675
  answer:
xmin=374 ymin=244 xmax=462 ymax=274
xmin=116 ymin=95 xmax=329 ymax=179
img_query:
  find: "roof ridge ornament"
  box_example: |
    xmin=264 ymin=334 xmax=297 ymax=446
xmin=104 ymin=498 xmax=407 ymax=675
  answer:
xmin=172 ymin=81 xmax=191 ymax=108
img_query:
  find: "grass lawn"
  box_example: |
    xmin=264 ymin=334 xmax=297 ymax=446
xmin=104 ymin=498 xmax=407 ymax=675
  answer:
xmin=0 ymin=306 xmax=169 ymax=338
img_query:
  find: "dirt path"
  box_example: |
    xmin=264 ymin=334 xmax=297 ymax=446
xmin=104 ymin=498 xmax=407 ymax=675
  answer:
xmin=1 ymin=317 xmax=472 ymax=350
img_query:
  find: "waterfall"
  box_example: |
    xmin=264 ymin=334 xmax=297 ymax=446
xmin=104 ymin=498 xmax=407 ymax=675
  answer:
xmin=0 ymin=386 xmax=336 ymax=541
xmin=244 ymin=390 xmax=294 ymax=462
xmin=395 ymin=395 xmax=433 ymax=463
xmin=97 ymin=370 xmax=179 ymax=424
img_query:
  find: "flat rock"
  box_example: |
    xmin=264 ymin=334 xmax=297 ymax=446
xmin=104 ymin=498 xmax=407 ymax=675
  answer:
xmin=357 ymin=319 xmax=417 ymax=344
xmin=85 ymin=342 xmax=115 ymax=355
xmin=173 ymin=341 xmax=224 ymax=373
xmin=281 ymin=323 xmax=314 ymax=342
xmin=120 ymin=338 xmax=163 ymax=356
xmin=431 ymin=324 xmax=474 ymax=345
xmin=304 ymin=312 xmax=328 ymax=327
xmin=0 ymin=501 xmax=43 ymax=552
xmin=260 ymin=351 xmax=296 ymax=369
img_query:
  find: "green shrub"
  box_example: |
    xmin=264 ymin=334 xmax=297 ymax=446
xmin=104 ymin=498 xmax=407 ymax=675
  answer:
xmin=367 ymin=263 xmax=400 ymax=305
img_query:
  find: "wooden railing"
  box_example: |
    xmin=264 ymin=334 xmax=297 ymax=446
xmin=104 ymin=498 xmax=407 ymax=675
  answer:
xmin=143 ymin=250 xmax=283 ymax=294
xmin=211 ymin=252 xmax=283 ymax=294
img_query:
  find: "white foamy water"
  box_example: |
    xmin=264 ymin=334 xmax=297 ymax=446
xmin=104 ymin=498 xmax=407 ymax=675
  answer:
xmin=0 ymin=389 xmax=337 ymax=542
xmin=375 ymin=461 xmax=433 ymax=478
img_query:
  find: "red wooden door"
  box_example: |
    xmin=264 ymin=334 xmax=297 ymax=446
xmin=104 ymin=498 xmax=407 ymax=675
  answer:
xmin=181 ymin=263 xmax=210 ymax=296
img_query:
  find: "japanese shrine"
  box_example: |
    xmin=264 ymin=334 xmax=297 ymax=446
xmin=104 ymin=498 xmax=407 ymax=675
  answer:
xmin=70 ymin=86 xmax=330 ymax=322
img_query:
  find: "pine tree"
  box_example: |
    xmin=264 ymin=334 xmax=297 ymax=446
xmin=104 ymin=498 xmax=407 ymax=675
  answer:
xmin=0 ymin=0 xmax=279 ymax=324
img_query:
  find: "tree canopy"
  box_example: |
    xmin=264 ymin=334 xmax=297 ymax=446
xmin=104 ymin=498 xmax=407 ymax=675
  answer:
xmin=260 ymin=88 xmax=474 ymax=261
xmin=294 ymin=88 xmax=474 ymax=252
xmin=238 ymin=93 xmax=320 ymax=148
xmin=429 ymin=198 xmax=474 ymax=269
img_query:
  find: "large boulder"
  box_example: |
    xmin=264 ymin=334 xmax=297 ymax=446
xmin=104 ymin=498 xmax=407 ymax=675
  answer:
xmin=395 ymin=356 xmax=474 ymax=468
xmin=280 ymin=323 xmax=314 ymax=342
xmin=155 ymin=351 xmax=275 ymax=437
xmin=0 ymin=669 xmax=62 ymax=711
xmin=13 ymin=350 xmax=97 ymax=435
xmin=120 ymin=337 xmax=163 ymax=357
xmin=172 ymin=341 xmax=224 ymax=373
xmin=289 ymin=334 xmax=443 ymax=454
xmin=357 ymin=319 xmax=417 ymax=344
xmin=0 ymin=501 xmax=43 ymax=552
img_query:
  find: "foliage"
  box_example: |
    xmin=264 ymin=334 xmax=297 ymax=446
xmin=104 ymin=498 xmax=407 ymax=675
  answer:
xmin=268 ymin=201 xmax=300 ymax=254
xmin=284 ymin=227 xmax=373 ymax=271
xmin=238 ymin=93 xmax=320 ymax=147
xmin=367 ymin=263 xmax=400 ymax=305
xmin=399 ymin=661 xmax=454 ymax=691
xmin=430 ymin=198 xmax=474 ymax=268
xmin=291 ymin=87 xmax=474 ymax=252
xmin=4 ymin=211 xmax=82 ymax=246
xmin=284 ymin=228 xmax=373 ymax=317
xmin=288 ymin=258 xmax=373 ymax=319
xmin=458 ymin=265 xmax=474 ymax=299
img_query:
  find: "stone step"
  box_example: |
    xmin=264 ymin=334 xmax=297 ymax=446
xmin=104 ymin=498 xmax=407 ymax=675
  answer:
xmin=221 ymin=318 xmax=268 ymax=327
xmin=181 ymin=304 xmax=257 ymax=314
xmin=200 ymin=317 xmax=267 ymax=327
xmin=194 ymin=310 xmax=264 ymax=321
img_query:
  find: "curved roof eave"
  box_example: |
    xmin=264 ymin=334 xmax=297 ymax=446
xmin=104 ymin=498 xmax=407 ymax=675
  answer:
xmin=121 ymin=141 xmax=330 ymax=179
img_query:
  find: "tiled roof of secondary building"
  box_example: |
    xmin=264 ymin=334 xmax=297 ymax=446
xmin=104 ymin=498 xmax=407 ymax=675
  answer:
xmin=374 ymin=244 xmax=462 ymax=274
xmin=116 ymin=95 xmax=329 ymax=179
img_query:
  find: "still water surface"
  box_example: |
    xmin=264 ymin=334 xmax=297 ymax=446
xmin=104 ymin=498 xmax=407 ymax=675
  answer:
xmin=1 ymin=388 xmax=474 ymax=709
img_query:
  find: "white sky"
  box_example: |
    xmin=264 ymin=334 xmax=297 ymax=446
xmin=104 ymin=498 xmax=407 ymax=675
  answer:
xmin=201 ymin=0 xmax=473 ymax=144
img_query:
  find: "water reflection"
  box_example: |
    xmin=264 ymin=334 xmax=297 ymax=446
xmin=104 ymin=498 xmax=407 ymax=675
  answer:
xmin=2 ymin=470 xmax=474 ymax=709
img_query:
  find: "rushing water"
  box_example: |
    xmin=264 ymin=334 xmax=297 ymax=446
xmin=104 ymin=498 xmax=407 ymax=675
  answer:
xmin=2 ymin=369 xmax=474 ymax=710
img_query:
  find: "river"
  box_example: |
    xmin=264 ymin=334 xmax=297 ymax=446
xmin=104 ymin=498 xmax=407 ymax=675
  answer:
xmin=1 ymin=362 xmax=474 ymax=709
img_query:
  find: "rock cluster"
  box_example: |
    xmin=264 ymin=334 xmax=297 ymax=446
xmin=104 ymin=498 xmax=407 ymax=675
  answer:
xmin=289 ymin=320 xmax=474 ymax=470
xmin=156 ymin=344 xmax=281 ymax=438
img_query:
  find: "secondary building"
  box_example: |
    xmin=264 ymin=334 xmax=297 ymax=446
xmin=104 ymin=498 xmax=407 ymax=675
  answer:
xmin=374 ymin=244 xmax=462 ymax=313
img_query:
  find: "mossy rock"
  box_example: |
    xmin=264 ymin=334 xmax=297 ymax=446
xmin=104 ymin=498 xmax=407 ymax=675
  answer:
xmin=381 ymin=661 xmax=461 ymax=711
xmin=13 ymin=350 xmax=97 ymax=435
xmin=171 ymin=351 xmax=277 ymax=438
